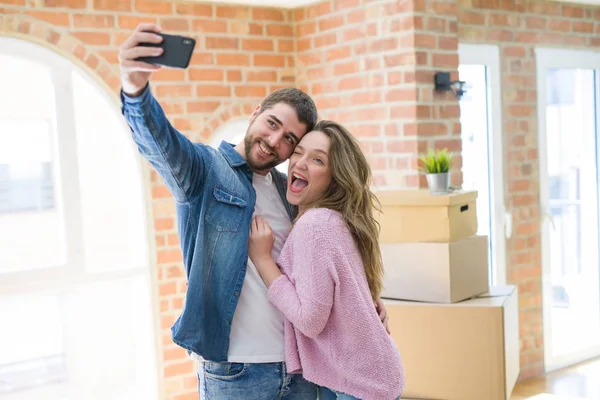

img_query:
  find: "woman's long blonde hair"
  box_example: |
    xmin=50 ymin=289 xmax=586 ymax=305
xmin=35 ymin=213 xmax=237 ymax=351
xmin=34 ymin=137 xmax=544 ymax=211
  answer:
xmin=296 ymin=120 xmax=384 ymax=301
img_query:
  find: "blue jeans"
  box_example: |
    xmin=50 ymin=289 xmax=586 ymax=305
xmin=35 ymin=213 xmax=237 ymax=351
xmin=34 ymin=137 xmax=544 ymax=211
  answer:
xmin=318 ymin=387 xmax=360 ymax=400
xmin=198 ymin=361 xmax=317 ymax=399
xmin=318 ymin=386 xmax=400 ymax=400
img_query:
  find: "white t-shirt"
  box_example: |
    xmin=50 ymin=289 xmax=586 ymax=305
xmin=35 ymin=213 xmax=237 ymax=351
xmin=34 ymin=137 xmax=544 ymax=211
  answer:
xmin=191 ymin=172 xmax=291 ymax=363
xmin=227 ymin=172 xmax=291 ymax=362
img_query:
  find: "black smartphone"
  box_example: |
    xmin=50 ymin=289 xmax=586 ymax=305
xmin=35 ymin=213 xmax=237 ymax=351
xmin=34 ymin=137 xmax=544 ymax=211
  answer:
xmin=136 ymin=32 xmax=196 ymax=69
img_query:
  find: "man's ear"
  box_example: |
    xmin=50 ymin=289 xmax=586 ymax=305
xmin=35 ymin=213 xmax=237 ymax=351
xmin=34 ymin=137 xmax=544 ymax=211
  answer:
xmin=250 ymin=105 xmax=261 ymax=122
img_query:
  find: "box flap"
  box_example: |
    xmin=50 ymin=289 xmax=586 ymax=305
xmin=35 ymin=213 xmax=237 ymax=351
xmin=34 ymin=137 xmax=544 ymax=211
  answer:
xmin=376 ymin=189 xmax=478 ymax=206
xmin=477 ymin=285 xmax=516 ymax=299
xmin=384 ymin=296 xmax=506 ymax=308
xmin=384 ymin=285 xmax=517 ymax=308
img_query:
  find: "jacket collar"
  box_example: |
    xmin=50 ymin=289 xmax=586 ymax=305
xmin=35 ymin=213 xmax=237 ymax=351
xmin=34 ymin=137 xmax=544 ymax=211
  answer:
xmin=218 ymin=141 xmax=248 ymax=168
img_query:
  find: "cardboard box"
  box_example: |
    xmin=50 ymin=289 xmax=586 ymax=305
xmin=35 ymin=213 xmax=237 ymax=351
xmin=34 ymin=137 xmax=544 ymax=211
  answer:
xmin=381 ymin=235 xmax=490 ymax=303
xmin=386 ymin=286 xmax=520 ymax=400
xmin=375 ymin=189 xmax=478 ymax=243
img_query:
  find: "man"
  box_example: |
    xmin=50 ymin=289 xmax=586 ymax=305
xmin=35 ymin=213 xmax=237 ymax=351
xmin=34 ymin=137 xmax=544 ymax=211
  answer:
xmin=118 ymin=23 xmax=389 ymax=399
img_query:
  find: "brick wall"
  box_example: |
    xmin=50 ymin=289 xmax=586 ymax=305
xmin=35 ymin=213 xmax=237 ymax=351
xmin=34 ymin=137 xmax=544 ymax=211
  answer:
xmin=294 ymin=0 xmax=463 ymax=189
xmin=2 ymin=0 xmax=600 ymax=397
xmin=458 ymin=0 xmax=600 ymax=380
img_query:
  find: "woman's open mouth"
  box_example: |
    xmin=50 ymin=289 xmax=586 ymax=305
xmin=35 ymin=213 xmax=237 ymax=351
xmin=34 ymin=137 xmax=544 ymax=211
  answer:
xmin=290 ymin=172 xmax=308 ymax=193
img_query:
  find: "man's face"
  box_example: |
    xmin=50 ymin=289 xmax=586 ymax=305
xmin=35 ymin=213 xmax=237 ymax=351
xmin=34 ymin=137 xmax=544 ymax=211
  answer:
xmin=243 ymin=103 xmax=308 ymax=173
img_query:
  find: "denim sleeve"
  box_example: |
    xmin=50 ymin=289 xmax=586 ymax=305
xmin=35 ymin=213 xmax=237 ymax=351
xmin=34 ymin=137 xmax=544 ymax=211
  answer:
xmin=120 ymin=84 xmax=208 ymax=203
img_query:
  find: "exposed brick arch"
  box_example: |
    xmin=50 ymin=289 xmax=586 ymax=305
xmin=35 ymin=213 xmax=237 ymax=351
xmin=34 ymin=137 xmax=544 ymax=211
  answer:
xmin=0 ymin=14 xmax=121 ymax=101
xmin=199 ymin=101 xmax=258 ymax=142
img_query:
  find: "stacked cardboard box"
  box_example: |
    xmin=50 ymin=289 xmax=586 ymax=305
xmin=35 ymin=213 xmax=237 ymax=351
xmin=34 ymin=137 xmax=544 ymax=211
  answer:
xmin=375 ymin=190 xmax=520 ymax=400
xmin=376 ymin=189 xmax=487 ymax=303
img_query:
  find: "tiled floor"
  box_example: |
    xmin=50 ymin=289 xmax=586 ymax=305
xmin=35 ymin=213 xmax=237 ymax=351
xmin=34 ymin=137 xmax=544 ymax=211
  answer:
xmin=510 ymin=357 xmax=600 ymax=400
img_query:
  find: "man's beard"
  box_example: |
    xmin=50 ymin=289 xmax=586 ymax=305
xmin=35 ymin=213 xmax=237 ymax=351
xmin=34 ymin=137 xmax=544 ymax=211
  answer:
xmin=244 ymin=134 xmax=281 ymax=172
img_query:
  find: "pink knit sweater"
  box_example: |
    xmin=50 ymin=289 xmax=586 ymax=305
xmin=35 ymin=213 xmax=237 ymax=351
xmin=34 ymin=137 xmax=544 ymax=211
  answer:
xmin=268 ymin=208 xmax=405 ymax=400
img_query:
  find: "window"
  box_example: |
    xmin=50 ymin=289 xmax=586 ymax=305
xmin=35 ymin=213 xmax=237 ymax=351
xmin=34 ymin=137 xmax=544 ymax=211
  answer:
xmin=0 ymin=121 xmax=55 ymax=213
xmin=0 ymin=52 xmax=66 ymax=273
xmin=458 ymin=44 xmax=507 ymax=286
xmin=0 ymin=37 xmax=159 ymax=400
xmin=536 ymin=48 xmax=600 ymax=372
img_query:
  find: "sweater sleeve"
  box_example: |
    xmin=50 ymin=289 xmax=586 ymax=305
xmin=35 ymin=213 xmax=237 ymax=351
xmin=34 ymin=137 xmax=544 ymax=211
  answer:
xmin=267 ymin=213 xmax=336 ymax=339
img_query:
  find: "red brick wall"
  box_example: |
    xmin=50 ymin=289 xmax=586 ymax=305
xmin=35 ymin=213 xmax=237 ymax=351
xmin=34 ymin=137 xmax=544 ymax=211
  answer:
xmin=294 ymin=0 xmax=463 ymax=189
xmin=3 ymin=0 xmax=600 ymax=397
xmin=458 ymin=0 xmax=600 ymax=380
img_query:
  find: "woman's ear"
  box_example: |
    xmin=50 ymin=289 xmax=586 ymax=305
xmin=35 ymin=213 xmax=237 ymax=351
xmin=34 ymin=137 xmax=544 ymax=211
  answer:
xmin=328 ymin=180 xmax=339 ymax=193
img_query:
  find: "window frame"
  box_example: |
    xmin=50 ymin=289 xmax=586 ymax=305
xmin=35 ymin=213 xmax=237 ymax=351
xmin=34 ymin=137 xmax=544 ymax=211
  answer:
xmin=0 ymin=37 xmax=153 ymax=295
xmin=458 ymin=43 xmax=507 ymax=287
xmin=536 ymin=46 xmax=600 ymax=373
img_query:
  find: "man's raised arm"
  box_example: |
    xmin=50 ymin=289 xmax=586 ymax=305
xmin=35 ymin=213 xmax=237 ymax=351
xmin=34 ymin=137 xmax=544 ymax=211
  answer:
xmin=119 ymin=23 xmax=207 ymax=203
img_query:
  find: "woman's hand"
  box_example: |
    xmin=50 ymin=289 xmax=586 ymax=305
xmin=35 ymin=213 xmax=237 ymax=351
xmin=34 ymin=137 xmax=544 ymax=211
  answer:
xmin=248 ymin=216 xmax=275 ymax=265
xmin=375 ymin=298 xmax=391 ymax=334
xmin=248 ymin=216 xmax=282 ymax=287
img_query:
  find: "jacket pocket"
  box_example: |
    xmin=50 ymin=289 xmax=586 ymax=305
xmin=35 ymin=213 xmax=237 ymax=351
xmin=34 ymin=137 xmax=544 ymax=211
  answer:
xmin=205 ymin=186 xmax=247 ymax=232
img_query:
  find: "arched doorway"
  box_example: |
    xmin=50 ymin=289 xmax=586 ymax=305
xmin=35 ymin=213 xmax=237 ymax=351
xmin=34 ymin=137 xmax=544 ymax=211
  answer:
xmin=0 ymin=37 xmax=159 ymax=400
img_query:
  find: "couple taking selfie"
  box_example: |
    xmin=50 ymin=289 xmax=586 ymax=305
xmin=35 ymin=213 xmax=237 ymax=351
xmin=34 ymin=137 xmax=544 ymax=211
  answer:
xmin=118 ymin=24 xmax=405 ymax=400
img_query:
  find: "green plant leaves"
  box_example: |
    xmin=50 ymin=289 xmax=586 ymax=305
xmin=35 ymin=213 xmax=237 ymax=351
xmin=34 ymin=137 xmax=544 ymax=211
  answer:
xmin=418 ymin=148 xmax=453 ymax=174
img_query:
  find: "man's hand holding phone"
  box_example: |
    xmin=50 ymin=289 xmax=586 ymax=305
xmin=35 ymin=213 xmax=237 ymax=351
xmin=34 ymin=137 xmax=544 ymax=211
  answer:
xmin=118 ymin=23 xmax=196 ymax=97
xmin=118 ymin=23 xmax=164 ymax=97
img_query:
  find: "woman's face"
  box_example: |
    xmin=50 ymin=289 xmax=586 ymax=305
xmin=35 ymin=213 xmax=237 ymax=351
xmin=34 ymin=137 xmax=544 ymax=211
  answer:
xmin=286 ymin=130 xmax=333 ymax=209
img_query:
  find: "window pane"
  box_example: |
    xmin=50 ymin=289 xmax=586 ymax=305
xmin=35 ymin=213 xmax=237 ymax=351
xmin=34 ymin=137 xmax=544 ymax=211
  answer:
xmin=0 ymin=120 xmax=55 ymax=213
xmin=0 ymin=55 xmax=55 ymax=120
xmin=0 ymin=292 xmax=67 ymax=399
xmin=61 ymin=277 xmax=158 ymax=400
xmin=544 ymin=68 xmax=600 ymax=359
xmin=0 ymin=58 xmax=66 ymax=273
xmin=71 ymin=70 xmax=148 ymax=273
xmin=459 ymin=64 xmax=494 ymax=283
xmin=0 ymin=278 xmax=158 ymax=400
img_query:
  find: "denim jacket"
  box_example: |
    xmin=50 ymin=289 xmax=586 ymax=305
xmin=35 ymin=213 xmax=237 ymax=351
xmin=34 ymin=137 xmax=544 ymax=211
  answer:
xmin=121 ymin=85 xmax=296 ymax=361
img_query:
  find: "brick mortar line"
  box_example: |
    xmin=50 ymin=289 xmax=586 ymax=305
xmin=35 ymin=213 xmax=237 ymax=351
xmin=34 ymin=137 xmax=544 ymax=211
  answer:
xmin=7 ymin=6 xmax=299 ymax=25
xmin=459 ymin=26 xmax=600 ymax=34
xmin=459 ymin=11 xmax=599 ymax=20
xmin=13 ymin=5 xmax=600 ymax=26
xmin=459 ymin=28 xmax=599 ymax=37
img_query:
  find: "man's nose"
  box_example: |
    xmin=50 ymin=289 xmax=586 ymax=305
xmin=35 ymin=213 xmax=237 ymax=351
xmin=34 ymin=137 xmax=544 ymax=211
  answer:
xmin=267 ymin=131 xmax=285 ymax=148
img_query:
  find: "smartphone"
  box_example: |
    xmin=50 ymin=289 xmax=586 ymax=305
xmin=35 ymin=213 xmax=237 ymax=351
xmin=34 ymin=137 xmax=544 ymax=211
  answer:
xmin=136 ymin=32 xmax=196 ymax=69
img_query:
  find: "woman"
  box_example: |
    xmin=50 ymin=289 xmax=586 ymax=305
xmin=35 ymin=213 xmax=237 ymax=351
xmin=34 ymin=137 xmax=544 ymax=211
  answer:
xmin=248 ymin=120 xmax=405 ymax=400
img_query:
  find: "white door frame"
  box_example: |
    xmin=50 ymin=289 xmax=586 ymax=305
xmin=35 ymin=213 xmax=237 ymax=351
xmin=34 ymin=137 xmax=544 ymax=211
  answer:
xmin=458 ymin=43 xmax=508 ymax=287
xmin=536 ymin=47 xmax=600 ymax=372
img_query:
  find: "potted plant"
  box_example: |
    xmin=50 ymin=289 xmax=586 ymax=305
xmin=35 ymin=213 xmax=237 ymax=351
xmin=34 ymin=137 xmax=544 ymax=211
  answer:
xmin=419 ymin=148 xmax=453 ymax=195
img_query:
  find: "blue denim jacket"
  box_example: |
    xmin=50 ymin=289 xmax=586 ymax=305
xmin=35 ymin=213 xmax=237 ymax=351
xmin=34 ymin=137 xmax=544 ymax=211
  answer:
xmin=121 ymin=85 xmax=296 ymax=361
